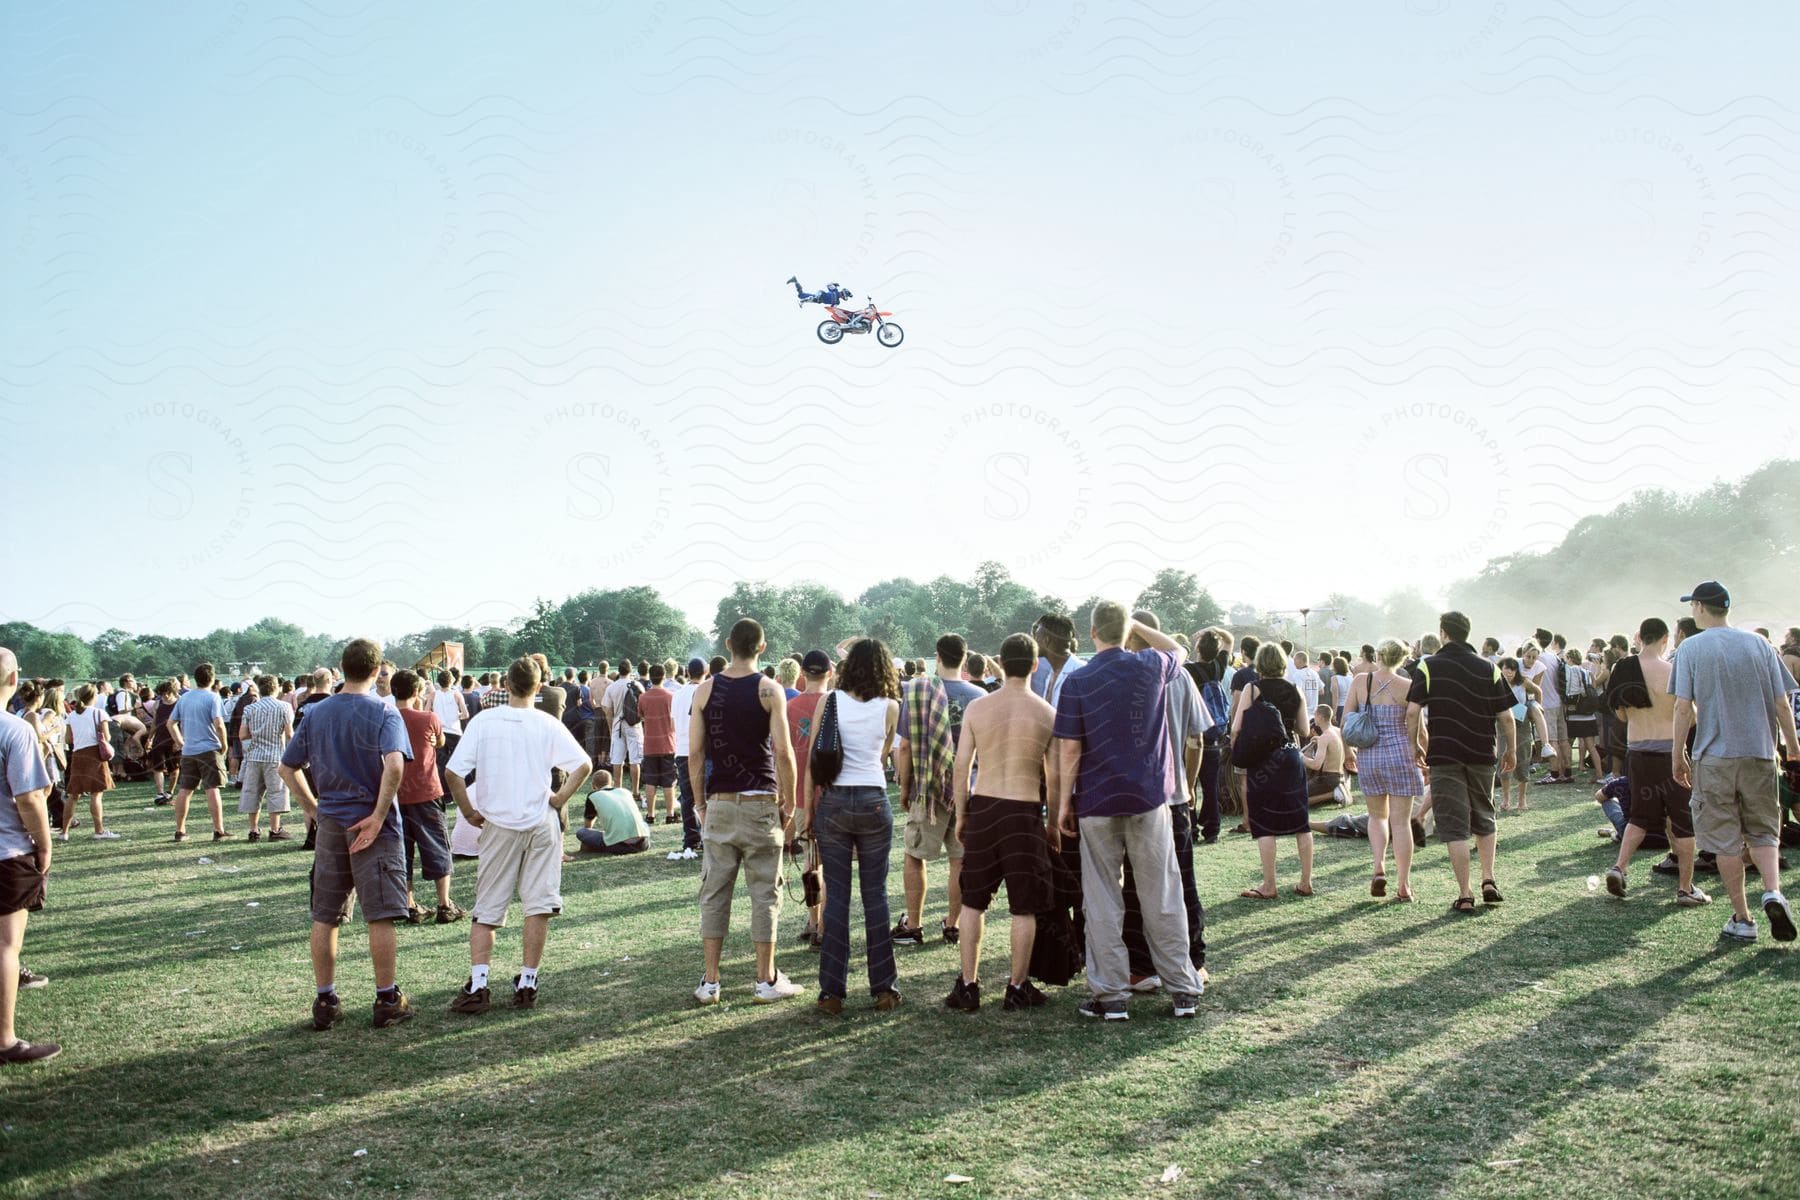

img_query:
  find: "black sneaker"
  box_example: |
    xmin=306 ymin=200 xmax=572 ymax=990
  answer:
xmin=247 ymin=829 xmax=261 ymax=843
xmin=1003 ymin=981 xmax=1047 ymax=1011
xmin=891 ymin=920 xmax=925 ymax=945
xmin=372 ymin=988 xmax=415 ymax=1027
xmin=941 ymin=922 xmax=960 ymax=945
xmin=311 ymin=991 xmax=343 ymax=1031
xmin=1171 ymin=992 xmax=1200 ymax=1018
xmin=1650 ymin=853 xmax=1680 ymax=877
xmin=943 ymin=976 xmax=980 ymax=1012
xmin=1076 ymin=998 xmax=1129 ymax=1021
xmin=153 ymin=793 xmax=171 ymax=807
xmin=267 ymin=828 xmax=291 ymax=841
xmin=435 ymin=902 xmax=467 ymax=924
xmin=449 ymin=981 xmax=491 ymax=1014
xmin=0 ymin=1039 xmax=62 ymax=1064
xmin=512 ymin=975 xmax=537 ymax=1009
xmin=17 ymin=966 xmax=48 ymax=990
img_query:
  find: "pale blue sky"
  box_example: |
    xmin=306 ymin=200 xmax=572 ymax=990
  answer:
xmin=3 ymin=1 xmax=1797 ymax=638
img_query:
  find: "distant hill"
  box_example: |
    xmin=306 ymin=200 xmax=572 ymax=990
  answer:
xmin=1449 ymin=459 xmax=1798 ymax=638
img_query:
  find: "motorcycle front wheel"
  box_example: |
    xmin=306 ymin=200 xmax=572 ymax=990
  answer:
xmin=877 ymin=322 xmax=904 ymax=348
xmin=817 ymin=321 xmax=845 ymax=345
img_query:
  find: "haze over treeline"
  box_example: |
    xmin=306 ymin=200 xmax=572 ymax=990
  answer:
xmin=4 ymin=462 xmax=1793 ymax=679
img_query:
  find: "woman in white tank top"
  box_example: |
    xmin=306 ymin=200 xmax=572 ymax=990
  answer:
xmin=802 ymin=639 xmax=902 ymax=1014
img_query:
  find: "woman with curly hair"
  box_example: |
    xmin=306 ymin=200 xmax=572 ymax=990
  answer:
xmin=801 ymin=637 xmax=903 ymax=1015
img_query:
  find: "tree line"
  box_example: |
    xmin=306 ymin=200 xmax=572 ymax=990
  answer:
xmin=5 ymin=460 xmax=1792 ymax=680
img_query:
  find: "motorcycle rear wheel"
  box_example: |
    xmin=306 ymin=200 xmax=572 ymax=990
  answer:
xmin=817 ymin=321 xmax=845 ymax=345
xmin=877 ymin=322 xmax=904 ymax=348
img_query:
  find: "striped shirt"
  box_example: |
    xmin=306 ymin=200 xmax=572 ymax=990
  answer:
xmin=242 ymin=697 xmax=293 ymax=763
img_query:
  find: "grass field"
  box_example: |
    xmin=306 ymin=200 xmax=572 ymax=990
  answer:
xmin=2 ymin=777 xmax=1797 ymax=1200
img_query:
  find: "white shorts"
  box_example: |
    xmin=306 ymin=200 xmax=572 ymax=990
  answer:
xmin=609 ymin=723 xmax=646 ymax=765
xmin=471 ymin=812 xmax=564 ymax=926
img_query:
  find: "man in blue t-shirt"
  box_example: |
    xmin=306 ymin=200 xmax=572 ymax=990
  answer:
xmin=0 ymin=645 xmax=60 ymax=1064
xmin=1053 ymin=602 xmax=1205 ymax=1021
xmin=167 ymin=663 xmax=231 ymax=842
xmin=279 ymin=638 xmax=415 ymax=1031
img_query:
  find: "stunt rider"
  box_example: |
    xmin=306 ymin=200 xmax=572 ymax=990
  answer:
xmin=786 ymin=276 xmax=854 ymax=307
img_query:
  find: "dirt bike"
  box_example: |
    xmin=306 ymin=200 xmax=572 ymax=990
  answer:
xmin=817 ymin=300 xmax=903 ymax=348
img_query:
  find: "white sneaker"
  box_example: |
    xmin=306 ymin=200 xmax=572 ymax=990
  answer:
xmin=694 ymin=979 xmax=721 ymax=1005
xmin=753 ymin=971 xmax=803 ymax=1004
xmin=1676 ymin=885 xmax=1711 ymax=907
xmin=1762 ymin=891 xmax=1796 ymax=942
xmin=93 ymin=830 xmax=121 ymax=841
xmin=56 ymin=831 xmax=69 ymax=842
xmin=679 ymin=847 xmax=699 ymax=860
xmin=1539 ymin=746 xmax=1555 ymax=760
xmin=666 ymin=850 xmax=683 ymax=861
xmin=1130 ymin=974 xmax=1162 ymax=993
xmin=1721 ymin=916 xmax=1758 ymax=942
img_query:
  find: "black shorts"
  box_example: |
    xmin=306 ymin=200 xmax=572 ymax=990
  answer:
xmin=148 ymin=743 xmax=180 ymax=774
xmin=642 ymin=754 xmax=676 ymax=788
xmin=176 ymin=750 xmax=227 ymax=792
xmin=958 ymin=794 xmax=1054 ymax=916
xmin=1627 ymin=749 xmax=1694 ymax=839
xmin=0 ymin=855 xmax=46 ymax=916
xmin=400 ymin=803 xmax=454 ymax=881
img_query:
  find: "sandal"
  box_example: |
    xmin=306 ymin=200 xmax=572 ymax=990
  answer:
xmin=1238 ymin=887 xmax=1278 ymax=900
xmin=1393 ymin=889 xmax=1413 ymax=903
xmin=1371 ymin=874 xmax=1387 ymax=898
xmin=1293 ymin=885 xmax=1314 ymax=897
xmin=1449 ymin=896 xmax=1476 ymax=913
xmin=1481 ymin=879 xmax=1504 ymax=905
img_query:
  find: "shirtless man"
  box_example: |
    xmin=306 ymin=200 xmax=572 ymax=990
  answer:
xmin=1604 ymin=617 xmax=1709 ymax=905
xmin=1302 ymin=704 xmax=1346 ymax=807
xmin=945 ymin=633 xmax=1059 ymax=1013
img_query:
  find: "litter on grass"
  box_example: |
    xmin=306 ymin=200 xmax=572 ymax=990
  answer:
xmin=197 ymin=857 xmax=213 ymax=865
xmin=1161 ymin=1165 xmax=1183 ymax=1183
xmin=353 ymin=1149 xmax=368 ymax=1158
xmin=944 ymin=1176 xmax=973 ymax=1185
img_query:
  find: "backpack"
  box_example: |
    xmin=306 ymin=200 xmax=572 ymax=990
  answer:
xmin=1199 ymin=677 xmax=1230 ymax=742
xmin=1230 ymin=682 xmax=1289 ymax=769
xmin=1562 ymin=663 xmax=1604 ymax=716
xmin=622 ymin=680 xmax=644 ymax=726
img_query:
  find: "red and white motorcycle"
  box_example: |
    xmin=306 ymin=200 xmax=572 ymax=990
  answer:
xmin=817 ymin=300 xmax=904 ymax=348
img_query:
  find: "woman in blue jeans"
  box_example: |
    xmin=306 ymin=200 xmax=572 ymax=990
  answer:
xmin=800 ymin=638 xmax=903 ymax=1015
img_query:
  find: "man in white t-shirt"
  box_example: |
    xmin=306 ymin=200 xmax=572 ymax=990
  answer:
xmin=444 ymin=657 xmax=591 ymax=1014
xmin=1286 ymin=651 xmax=1324 ymax=716
xmin=601 ymin=660 xmax=646 ymax=797
xmin=374 ymin=662 xmax=399 ymax=712
xmin=668 ymin=658 xmax=704 ymax=860
xmin=430 ymin=669 xmax=468 ymax=788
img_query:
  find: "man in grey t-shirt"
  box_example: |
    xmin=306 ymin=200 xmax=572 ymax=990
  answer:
xmin=0 ymin=646 xmax=59 ymax=1064
xmin=1669 ymin=582 xmax=1800 ymax=944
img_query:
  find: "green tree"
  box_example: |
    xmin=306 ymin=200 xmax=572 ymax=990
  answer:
xmin=20 ymin=630 xmax=95 ymax=680
xmin=1133 ymin=568 xmax=1225 ymax=637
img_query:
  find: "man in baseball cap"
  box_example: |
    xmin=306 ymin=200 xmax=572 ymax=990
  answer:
xmin=1670 ymin=578 xmax=1800 ymax=944
xmin=1679 ymin=581 xmax=1730 ymax=609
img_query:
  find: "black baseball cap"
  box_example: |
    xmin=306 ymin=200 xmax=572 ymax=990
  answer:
xmin=801 ymin=649 xmax=832 ymax=676
xmin=1679 ymin=581 xmax=1730 ymax=609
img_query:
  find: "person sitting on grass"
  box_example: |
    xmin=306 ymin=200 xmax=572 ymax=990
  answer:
xmin=445 ymin=656 xmax=592 ymax=1013
xmin=575 ymin=770 xmax=650 ymax=856
xmin=1301 ymin=704 xmax=1346 ymax=808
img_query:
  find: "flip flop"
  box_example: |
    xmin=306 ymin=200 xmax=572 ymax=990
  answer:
xmin=1238 ymin=887 xmax=1278 ymax=900
xmin=1393 ymin=890 xmax=1413 ymax=903
xmin=1293 ymin=885 xmax=1314 ymax=897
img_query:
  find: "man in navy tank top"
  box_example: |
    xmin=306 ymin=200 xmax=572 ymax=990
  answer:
xmin=686 ymin=619 xmax=805 ymax=1005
